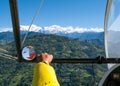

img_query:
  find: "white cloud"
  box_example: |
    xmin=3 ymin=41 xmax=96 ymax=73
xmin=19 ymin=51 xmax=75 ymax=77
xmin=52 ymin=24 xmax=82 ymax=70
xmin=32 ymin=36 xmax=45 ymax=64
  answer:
xmin=0 ymin=24 xmax=104 ymax=33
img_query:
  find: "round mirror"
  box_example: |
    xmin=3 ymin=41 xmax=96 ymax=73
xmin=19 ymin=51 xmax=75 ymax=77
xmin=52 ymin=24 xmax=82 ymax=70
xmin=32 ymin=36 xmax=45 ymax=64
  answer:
xmin=22 ymin=46 xmax=36 ymax=61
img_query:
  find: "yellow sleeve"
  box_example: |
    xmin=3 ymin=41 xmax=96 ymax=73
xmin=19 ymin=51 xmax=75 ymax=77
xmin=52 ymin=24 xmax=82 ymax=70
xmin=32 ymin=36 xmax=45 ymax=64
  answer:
xmin=32 ymin=62 xmax=60 ymax=86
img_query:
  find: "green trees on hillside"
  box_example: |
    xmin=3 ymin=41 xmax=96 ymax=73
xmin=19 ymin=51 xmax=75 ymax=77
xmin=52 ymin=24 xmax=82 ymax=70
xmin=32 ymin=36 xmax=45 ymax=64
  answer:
xmin=0 ymin=34 xmax=107 ymax=86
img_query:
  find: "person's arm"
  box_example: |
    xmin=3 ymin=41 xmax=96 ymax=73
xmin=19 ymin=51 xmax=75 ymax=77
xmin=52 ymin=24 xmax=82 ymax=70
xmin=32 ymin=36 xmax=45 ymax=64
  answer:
xmin=32 ymin=53 xmax=60 ymax=86
xmin=32 ymin=62 xmax=60 ymax=86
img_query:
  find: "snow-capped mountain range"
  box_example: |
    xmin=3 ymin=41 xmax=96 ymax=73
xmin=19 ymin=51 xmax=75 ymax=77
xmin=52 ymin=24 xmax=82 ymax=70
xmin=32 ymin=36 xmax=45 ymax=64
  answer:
xmin=0 ymin=24 xmax=104 ymax=40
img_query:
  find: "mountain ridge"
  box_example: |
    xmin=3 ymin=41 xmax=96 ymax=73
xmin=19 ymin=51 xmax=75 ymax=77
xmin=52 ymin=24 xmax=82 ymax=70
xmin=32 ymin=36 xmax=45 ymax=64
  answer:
xmin=0 ymin=25 xmax=104 ymax=40
xmin=0 ymin=25 xmax=104 ymax=33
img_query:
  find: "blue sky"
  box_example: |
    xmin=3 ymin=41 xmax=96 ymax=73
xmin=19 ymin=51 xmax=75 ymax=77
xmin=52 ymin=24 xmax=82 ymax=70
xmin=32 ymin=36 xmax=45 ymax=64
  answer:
xmin=0 ymin=0 xmax=107 ymax=28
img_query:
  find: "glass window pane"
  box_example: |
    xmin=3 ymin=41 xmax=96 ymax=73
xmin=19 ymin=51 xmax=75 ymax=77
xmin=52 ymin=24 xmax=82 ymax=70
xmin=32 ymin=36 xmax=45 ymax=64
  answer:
xmin=106 ymin=0 xmax=120 ymax=58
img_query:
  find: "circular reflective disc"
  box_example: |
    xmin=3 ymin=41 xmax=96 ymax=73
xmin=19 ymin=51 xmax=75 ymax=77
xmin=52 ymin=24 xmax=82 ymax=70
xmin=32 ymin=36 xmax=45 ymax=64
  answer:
xmin=22 ymin=46 xmax=36 ymax=61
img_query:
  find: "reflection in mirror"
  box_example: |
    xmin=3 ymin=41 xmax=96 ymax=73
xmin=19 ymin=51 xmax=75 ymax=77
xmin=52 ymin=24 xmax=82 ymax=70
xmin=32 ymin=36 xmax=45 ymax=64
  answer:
xmin=22 ymin=46 xmax=36 ymax=61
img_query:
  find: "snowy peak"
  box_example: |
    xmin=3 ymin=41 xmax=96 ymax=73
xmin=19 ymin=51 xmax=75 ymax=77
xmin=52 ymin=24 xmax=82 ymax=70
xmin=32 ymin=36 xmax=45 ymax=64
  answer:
xmin=43 ymin=25 xmax=103 ymax=34
xmin=0 ymin=28 xmax=12 ymax=33
xmin=0 ymin=24 xmax=104 ymax=34
xmin=0 ymin=25 xmax=104 ymax=39
xmin=20 ymin=25 xmax=42 ymax=32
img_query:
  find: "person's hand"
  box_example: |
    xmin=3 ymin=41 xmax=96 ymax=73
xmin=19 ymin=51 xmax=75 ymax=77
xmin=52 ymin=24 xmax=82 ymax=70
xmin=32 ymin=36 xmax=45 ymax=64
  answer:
xmin=37 ymin=53 xmax=53 ymax=63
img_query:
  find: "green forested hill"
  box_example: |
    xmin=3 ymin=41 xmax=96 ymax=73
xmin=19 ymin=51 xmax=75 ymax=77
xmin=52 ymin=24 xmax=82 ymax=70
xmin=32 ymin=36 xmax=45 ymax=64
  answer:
xmin=0 ymin=34 xmax=107 ymax=86
xmin=6 ymin=34 xmax=105 ymax=58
